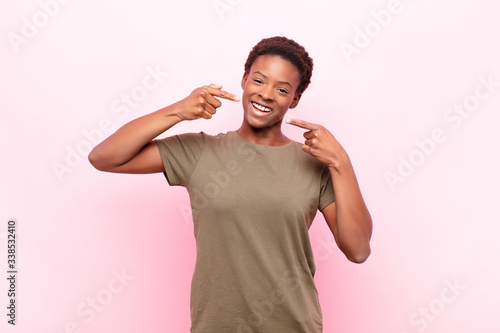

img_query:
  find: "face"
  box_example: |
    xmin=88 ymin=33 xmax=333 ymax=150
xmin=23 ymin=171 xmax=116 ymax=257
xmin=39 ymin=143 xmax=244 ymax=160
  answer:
xmin=240 ymin=55 xmax=301 ymax=129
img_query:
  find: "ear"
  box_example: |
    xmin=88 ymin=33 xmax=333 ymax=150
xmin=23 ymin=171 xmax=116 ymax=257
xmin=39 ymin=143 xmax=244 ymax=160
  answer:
xmin=289 ymin=93 xmax=302 ymax=109
xmin=241 ymin=72 xmax=248 ymax=90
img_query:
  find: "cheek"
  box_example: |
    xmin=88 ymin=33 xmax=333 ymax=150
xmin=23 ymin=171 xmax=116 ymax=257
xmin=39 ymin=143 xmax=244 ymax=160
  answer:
xmin=280 ymin=96 xmax=295 ymax=109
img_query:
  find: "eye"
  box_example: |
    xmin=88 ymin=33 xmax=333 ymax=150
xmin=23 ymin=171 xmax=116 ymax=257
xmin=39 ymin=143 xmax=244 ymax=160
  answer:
xmin=278 ymin=88 xmax=289 ymax=94
xmin=253 ymin=78 xmax=263 ymax=84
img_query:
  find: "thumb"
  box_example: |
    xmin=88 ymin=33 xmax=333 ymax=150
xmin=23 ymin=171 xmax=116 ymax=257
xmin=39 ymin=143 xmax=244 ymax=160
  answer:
xmin=209 ymin=84 xmax=222 ymax=89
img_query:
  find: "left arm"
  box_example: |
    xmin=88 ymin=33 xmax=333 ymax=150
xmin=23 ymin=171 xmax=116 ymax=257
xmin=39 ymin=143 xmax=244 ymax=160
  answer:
xmin=286 ymin=118 xmax=372 ymax=263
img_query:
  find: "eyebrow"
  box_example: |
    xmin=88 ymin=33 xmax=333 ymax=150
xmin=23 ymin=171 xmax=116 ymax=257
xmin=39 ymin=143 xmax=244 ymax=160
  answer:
xmin=254 ymin=71 xmax=293 ymax=88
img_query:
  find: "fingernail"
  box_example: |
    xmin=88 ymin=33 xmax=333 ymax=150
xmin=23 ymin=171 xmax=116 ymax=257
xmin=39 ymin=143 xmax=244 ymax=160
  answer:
xmin=234 ymin=95 xmax=241 ymax=101
xmin=285 ymin=118 xmax=291 ymax=124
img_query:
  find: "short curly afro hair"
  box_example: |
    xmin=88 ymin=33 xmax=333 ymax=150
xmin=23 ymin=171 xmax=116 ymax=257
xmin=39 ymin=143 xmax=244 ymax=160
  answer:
xmin=244 ymin=36 xmax=314 ymax=96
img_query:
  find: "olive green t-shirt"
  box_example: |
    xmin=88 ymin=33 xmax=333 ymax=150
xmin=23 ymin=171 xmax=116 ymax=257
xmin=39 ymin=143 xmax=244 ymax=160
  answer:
xmin=155 ymin=131 xmax=335 ymax=333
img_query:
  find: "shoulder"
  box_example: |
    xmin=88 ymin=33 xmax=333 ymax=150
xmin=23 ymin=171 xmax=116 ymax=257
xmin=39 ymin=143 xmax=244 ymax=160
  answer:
xmin=157 ymin=131 xmax=222 ymax=144
xmin=155 ymin=131 xmax=236 ymax=151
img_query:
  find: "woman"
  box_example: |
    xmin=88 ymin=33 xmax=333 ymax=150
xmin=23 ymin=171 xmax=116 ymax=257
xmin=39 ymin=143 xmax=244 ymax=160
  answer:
xmin=89 ymin=36 xmax=372 ymax=333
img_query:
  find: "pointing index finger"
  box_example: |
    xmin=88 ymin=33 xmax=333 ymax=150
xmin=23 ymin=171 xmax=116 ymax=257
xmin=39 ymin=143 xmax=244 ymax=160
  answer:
xmin=207 ymin=86 xmax=240 ymax=102
xmin=219 ymin=90 xmax=241 ymax=102
xmin=285 ymin=118 xmax=319 ymax=130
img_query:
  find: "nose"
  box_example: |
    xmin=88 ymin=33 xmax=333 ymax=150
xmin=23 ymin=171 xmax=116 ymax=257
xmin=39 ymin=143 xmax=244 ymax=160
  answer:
xmin=259 ymin=85 xmax=274 ymax=101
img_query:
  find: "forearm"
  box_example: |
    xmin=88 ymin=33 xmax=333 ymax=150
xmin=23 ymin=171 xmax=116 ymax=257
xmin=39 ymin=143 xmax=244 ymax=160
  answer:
xmin=88 ymin=103 xmax=183 ymax=169
xmin=284 ymin=118 xmax=372 ymax=262
xmin=329 ymin=156 xmax=372 ymax=262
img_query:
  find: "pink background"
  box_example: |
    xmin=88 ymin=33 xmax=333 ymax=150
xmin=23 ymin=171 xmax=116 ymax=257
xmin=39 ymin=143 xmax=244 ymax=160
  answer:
xmin=1 ymin=0 xmax=499 ymax=332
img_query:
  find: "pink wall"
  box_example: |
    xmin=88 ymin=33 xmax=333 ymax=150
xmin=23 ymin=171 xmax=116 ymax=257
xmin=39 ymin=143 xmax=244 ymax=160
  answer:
xmin=1 ymin=1 xmax=499 ymax=332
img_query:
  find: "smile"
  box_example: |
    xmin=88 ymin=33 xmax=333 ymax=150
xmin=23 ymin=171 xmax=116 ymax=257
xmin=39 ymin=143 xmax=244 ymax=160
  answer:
xmin=251 ymin=102 xmax=272 ymax=113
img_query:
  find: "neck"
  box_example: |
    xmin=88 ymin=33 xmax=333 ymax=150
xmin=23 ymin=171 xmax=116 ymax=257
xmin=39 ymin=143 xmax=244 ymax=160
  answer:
xmin=236 ymin=121 xmax=291 ymax=146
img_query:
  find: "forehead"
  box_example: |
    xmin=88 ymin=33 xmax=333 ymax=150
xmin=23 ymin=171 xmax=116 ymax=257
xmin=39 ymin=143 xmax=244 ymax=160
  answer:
xmin=249 ymin=55 xmax=300 ymax=85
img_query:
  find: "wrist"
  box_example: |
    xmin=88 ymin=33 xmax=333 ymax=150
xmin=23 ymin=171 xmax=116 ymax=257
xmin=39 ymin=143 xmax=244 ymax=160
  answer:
xmin=159 ymin=103 xmax=187 ymax=123
xmin=327 ymin=151 xmax=351 ymax=173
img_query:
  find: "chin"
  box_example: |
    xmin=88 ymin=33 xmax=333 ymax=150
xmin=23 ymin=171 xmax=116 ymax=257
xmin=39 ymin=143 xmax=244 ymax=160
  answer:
xmin=246 ymin=116 xmax=281 ymax=130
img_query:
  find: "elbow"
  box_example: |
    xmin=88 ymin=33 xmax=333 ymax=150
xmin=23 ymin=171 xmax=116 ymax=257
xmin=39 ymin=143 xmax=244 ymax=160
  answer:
xmin=344 ymin=243 xmax=371 ymax=264
xmin=88 ymin=148 xmax=108 ymax=171
xmin=349 ymin=247 xmax=371 ymax=264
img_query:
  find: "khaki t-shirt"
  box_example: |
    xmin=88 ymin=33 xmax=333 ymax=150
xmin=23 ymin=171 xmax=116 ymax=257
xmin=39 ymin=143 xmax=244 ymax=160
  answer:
xmin=156 ymin=131 xmax=335 ymax=333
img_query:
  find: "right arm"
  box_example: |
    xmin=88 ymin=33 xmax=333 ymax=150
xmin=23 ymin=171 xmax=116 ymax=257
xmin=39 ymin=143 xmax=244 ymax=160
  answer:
xmin=88 ymin=84 xmax=240 ymax=174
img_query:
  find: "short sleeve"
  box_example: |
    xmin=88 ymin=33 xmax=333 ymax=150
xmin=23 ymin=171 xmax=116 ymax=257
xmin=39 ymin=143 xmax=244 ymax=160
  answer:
xmin=154 ymin=132 xmax=206 ymax=186
xmin=318 ymin=165 xmax=336 ymax=211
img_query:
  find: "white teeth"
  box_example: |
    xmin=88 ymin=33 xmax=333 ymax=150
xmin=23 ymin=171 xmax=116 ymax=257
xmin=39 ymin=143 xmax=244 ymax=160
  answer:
xmin=252 ymin=102 xmax=271 ymax=112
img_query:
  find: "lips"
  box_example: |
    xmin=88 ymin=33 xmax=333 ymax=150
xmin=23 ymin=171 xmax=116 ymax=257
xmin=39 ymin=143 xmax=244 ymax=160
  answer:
xmin=251 ymin=102 xmax=272 ymax=113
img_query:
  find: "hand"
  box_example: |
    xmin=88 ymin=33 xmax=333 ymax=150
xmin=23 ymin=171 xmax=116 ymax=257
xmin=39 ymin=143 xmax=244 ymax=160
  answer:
xmin=286 ymin=118 xmax=349 ymax=169
xmin=175 ymin=84 xmax=240 ymax=120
